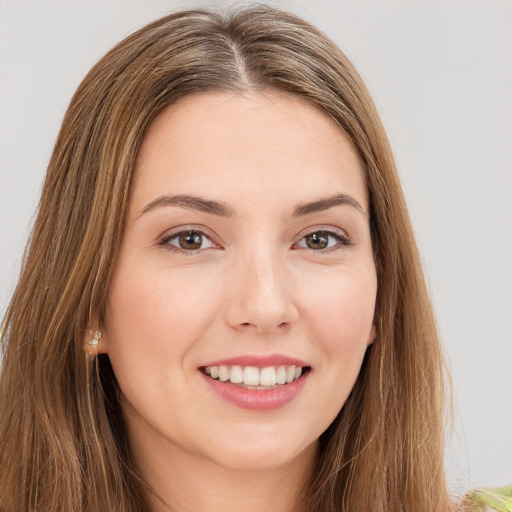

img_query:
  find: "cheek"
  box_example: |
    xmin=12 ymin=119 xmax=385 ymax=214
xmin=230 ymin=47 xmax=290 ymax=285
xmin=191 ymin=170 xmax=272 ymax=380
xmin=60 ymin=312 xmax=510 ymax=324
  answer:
xmin=292 ymin=266 xmax=377 ymax=435
xmin=104 ymin=261 xmax=223 ymax=378
xmin=300 ymin=267 xmax=377 ymax=358
xmin=103 ymin=266 xmax=215 ymax=433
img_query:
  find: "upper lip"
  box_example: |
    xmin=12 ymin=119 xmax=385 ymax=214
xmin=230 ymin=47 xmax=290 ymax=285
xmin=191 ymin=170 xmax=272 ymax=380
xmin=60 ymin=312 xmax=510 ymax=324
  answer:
xmin=200 ymin=354 xmax=310 ymax=368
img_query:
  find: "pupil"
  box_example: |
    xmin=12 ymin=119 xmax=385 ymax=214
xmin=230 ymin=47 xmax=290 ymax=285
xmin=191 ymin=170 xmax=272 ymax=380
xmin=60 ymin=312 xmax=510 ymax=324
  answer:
xmin=180 ymin=232 xmax=202 ymax=250
xmin=306 ymin=232 xmax=328 ymax=249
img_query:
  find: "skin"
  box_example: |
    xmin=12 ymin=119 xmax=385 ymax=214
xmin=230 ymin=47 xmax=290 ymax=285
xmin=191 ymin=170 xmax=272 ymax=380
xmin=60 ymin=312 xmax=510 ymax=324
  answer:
xmin=91 ymin=91 xmax=377 ymax=512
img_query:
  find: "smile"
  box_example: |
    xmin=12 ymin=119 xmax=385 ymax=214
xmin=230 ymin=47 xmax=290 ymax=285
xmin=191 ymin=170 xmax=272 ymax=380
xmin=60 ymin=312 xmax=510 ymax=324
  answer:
xmin=203 ymin=365 xmax=305 ymax=388
xmin=199 ymin=358 xmax=311 ymax=411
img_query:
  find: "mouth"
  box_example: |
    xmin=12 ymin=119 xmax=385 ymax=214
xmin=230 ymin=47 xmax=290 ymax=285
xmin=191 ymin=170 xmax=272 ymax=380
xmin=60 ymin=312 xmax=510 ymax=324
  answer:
xmin=200 ymin=364 xmax=311 ymax=390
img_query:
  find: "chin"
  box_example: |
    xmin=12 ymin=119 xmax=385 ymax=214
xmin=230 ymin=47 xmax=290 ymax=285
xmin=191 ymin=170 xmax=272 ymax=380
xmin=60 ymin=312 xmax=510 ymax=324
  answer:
xmin=202 ymin=429 xmax=318 ymax=473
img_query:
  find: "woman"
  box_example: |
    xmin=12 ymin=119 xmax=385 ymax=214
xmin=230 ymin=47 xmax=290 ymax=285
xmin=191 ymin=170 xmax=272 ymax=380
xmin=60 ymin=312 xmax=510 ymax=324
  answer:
xmin=0 ymin=4 xmax=507 ymax=512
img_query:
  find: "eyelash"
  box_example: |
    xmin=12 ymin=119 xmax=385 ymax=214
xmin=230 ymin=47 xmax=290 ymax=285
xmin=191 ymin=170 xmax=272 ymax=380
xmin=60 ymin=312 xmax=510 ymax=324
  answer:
xmin=294 ymin=227 xmax=352 ymax=253
xmin=158 ymin=226 xmax=219 ymax=255
xmin=158 ymin=226 xmax=352 ymax=255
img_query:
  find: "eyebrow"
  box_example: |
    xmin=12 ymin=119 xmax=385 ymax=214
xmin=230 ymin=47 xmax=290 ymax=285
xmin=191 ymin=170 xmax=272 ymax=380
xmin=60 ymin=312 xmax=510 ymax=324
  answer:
xmin=138 ymin=193 xmax=367 ymax=219
xmin=292 ymin=193 xmax=367 ymax=217
xmin=138 ymin=194 xmax=236 ymax=218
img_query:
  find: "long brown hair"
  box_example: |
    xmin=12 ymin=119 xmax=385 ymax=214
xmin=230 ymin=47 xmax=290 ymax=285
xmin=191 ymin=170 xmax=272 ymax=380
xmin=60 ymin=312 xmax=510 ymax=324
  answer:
xmin=0 ymin=5 xmax=453 ymax=511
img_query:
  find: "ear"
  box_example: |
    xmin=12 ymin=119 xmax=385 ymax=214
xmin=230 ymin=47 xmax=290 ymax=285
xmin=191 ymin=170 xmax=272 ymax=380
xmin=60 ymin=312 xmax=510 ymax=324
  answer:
xmin=366 ymin=323 xmax=377 ymax=347
xmin=84 ymin=317 xmax=108 ymax=357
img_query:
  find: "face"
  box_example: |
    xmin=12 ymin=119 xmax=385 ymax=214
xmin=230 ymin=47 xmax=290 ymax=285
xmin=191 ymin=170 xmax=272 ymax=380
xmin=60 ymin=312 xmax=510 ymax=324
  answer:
xmin=102 ymin=91 xmax=377 ymax=472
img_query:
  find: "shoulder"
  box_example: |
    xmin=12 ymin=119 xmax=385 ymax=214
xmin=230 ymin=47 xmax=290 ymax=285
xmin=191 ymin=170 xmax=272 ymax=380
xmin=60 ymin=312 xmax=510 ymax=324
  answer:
xmin=465 ymin=486 xmax=512 ymax=512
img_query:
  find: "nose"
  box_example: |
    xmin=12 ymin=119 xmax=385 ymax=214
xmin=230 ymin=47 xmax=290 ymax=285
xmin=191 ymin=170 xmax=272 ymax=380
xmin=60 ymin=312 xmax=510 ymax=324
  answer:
xmin=224 ymin=247 xmax=299 ymax=335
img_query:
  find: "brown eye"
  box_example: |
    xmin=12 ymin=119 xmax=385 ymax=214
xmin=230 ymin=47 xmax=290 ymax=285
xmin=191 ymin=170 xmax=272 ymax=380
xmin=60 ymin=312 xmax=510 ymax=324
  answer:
xmin=160 ymin=230 xmax=216 ymax=252
xmin=304 ymin=232 xmax=329 ymax=250
xmin=295 ymin=229 xmax=351 ymax=252
xmin=178 ymin=231 xmax=203 ymax=250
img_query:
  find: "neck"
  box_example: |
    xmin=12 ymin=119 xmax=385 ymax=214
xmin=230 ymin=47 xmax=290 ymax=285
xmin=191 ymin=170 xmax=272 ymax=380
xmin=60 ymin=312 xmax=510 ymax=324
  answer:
xmin=129 ymin=426 xmax=317 ymax=512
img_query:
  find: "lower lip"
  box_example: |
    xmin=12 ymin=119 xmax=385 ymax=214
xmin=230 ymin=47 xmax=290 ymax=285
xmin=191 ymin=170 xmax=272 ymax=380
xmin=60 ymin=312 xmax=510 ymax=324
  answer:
xmin=201 ymin=371 xmax=309 ymax=411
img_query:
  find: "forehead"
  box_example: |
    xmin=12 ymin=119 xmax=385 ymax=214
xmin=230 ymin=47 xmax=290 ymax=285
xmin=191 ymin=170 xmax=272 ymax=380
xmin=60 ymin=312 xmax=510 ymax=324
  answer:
xmin=131 ymin=90 xmax=367 ymax=215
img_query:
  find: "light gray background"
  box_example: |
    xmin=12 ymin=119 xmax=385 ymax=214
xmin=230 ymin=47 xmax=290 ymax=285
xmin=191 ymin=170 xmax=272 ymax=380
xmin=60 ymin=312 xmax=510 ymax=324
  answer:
xmin=1 ymin=0 xmax=510 ymax=495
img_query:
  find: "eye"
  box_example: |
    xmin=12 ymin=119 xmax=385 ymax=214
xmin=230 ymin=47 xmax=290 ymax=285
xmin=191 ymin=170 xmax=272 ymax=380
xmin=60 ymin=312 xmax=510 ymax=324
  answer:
xmin=294 ymin=230 xmax=351 ymax=252
xmin=159 ymin=230 xmax=216 ymax=253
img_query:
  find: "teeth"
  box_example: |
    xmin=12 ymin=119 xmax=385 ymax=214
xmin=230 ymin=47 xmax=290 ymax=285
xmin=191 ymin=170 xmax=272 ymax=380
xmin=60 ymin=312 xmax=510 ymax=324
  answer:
xmin=243 ymin=366 xmax=260 ymax=386
xmin=218 ymin=366 xmax=229 ymax=382
xmin=204 ymin=364 xmax=305 ymax=387
xmin=229 ymin=365 xmax=243 ymax=384
xmin=260 ymin=367 xmax=276 ymax=386
xmin=276 ymin=365 xmax=287 ymax=384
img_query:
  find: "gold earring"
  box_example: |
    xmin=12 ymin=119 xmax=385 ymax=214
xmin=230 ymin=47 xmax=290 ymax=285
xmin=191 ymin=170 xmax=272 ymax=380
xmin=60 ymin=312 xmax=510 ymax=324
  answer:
xmin=88 ymin=330 xmax=102 ymax=346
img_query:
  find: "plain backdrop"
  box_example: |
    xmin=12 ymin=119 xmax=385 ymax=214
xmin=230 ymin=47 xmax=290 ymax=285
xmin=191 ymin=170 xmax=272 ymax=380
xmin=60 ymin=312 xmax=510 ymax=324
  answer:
xmin=1 ymin=0 xmax=511 ymax=496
